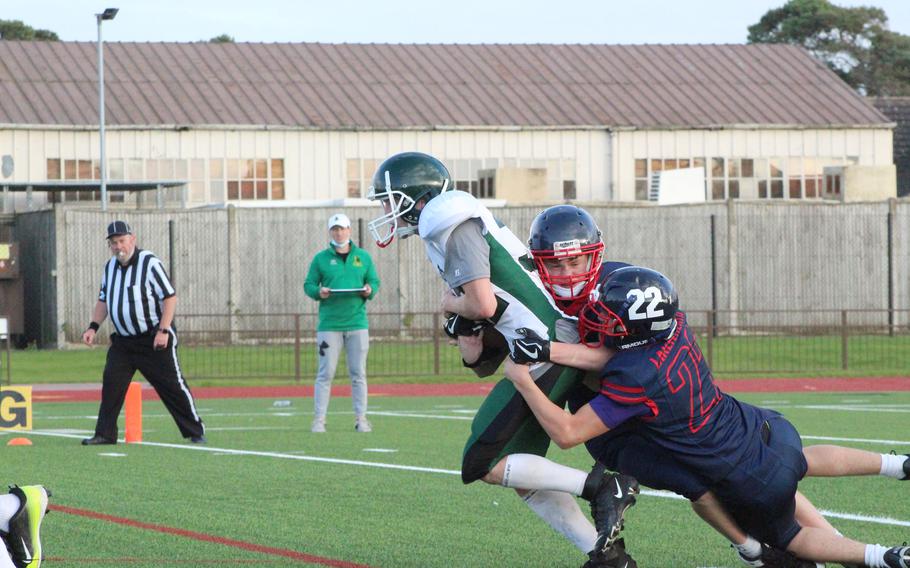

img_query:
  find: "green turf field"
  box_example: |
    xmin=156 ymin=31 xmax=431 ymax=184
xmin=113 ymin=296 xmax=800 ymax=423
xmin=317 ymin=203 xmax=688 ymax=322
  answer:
xmin=6 ymin=332 xmax=910 ymax=385
xmin=2 ymin=391 xmax=908 ymax=567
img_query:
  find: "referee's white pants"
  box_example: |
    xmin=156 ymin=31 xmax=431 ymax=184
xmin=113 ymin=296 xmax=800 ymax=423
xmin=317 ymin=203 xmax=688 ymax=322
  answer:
xmin=313 ymin=329 xmax=370 ymax=419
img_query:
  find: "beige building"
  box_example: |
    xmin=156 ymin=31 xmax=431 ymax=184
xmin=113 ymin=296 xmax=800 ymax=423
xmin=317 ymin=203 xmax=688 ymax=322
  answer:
xmin=0 ymin=42 xmax=895 ymax=208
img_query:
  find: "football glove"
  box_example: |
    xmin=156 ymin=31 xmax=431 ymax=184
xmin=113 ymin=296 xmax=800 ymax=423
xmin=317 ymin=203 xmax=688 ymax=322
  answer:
xmin=510 ymin=328 xmax=551 ymax=364
xmin=443 ymin=314 xmax=486 ymax=339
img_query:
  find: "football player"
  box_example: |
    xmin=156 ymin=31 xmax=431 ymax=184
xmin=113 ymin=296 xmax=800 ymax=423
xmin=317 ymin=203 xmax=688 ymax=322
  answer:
xmin=0 ymin=485 xmax=50 ymax=568
xmin=505 ymin=266 xmax=910 ymax=568
xmin=367 ymin=152 xmax=637 ymax=568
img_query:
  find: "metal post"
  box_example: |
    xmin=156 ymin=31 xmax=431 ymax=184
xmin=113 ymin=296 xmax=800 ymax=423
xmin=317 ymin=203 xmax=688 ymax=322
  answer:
xmin=168 ymin=219 xmax=176 ymax=285
xmin=97 ymin=15 xmax=107 ymax=211
xmin=887 ymin=207 xmax=894 ymax=336
xmin=96 ymin=8 xmax=118 ymax=211
xmin=705 ymin=310 xmax=714 ymax=369
xmin=294 ymin=314 xmax=301 ymax=383
xmin=710 ymin=214 xmax=718 ymax=337
xmin=4 ymin=332 xmax=10 ymax=385
xmin=432 ymin=312 xmax=440 ymax=375
xmin=841 ymin=310 xmax=849 ymax=370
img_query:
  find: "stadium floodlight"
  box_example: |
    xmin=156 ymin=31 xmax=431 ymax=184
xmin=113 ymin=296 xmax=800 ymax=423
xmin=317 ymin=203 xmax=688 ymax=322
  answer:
xmin=96 ymin=7 xmax=119 ymax=211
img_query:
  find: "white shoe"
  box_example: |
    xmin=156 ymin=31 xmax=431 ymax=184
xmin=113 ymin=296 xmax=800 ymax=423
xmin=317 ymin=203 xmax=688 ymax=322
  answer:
xmin=311 ymin=417 xmax=326 ymax=433
xmin=355 ymin=417 xmax=372 ymax=433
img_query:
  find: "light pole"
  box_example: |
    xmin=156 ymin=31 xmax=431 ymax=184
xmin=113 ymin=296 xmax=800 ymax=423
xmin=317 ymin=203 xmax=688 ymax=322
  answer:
xmin=96 ymin=7 xmax=118 ymax=211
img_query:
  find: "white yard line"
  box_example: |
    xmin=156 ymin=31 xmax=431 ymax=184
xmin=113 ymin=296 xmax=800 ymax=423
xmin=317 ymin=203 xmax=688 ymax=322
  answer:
xmin=20 ymin=429 xmax=910 ymax=529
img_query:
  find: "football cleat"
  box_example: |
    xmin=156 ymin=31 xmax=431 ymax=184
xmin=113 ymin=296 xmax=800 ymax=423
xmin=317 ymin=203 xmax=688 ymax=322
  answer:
xmin=736 ymin=542 xmax=823 ymax=567
xmin=883 ymin=545 xmax=910 ymax=568
xmin=583 ymin=538 xmax=637 ymax=568
xmin=311 ymin=417 xmax=326 ymax=433
xmin=901 ymin=453 xmax=910 ymax=481
xmin=354 ymin=417 xmax=372 ymax=433
xmin=6 ymin=485 xmax=50 ymax=568
xmin=582 ymin=464 xmax=638 ymax=555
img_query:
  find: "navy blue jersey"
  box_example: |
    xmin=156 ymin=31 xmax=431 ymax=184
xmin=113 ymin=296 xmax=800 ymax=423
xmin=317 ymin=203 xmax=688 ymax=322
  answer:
xmin=592 ymin=312 xmax=769 ymax=485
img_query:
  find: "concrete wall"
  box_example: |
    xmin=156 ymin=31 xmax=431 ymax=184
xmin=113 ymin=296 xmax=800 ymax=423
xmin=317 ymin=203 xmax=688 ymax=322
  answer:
xmin=16 ymin=199 xmax=910 ymax=346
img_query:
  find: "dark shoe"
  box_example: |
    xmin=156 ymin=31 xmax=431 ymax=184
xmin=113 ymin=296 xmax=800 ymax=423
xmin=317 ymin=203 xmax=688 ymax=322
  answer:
xmin=582 ymin=464 xmax=639 ymax=555
xmin=6 ymin=485 xmax=51 ymax=568
xmin=81 ymin=435 xmax=116 ymax=446
xmin=189 ymin=435 xmax=207 ymax=444
xmin=583 ymin=538 xmax=637 ymax=568
xmin=883 ymin=545 xmax=910 ymax=568
xmin=737 ymin=542 xmax=823 ymax=567
xmin=901 ymin=453 xmax=910 ymax=481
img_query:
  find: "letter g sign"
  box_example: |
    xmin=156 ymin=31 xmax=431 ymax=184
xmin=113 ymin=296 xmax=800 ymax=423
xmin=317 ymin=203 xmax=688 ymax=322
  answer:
xmin=0 ymin=387 xmax=32 ymax=430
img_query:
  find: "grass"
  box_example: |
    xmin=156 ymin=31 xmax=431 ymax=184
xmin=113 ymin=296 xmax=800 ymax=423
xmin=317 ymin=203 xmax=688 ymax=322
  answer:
xmin=2 ymin=391 xmax=908 ymax=567
xmin=6 ymin=333 xmax=910 ymax=385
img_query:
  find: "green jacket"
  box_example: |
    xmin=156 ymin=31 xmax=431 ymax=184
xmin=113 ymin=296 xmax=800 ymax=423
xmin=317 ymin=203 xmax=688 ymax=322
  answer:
xmin=304 ymin=242 xmax=380 ymax=331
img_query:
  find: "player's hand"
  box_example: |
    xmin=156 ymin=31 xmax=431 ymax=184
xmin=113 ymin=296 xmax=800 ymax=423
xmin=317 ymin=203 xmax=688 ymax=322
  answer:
xmin=153 ymin=329 xmax=169 ymax=351
xmin=443 ymin=314 xmax=485 ymax=339
xmin=319 ymin=287 xmax=331 ymax=299
xmin=82 ymin=328 xmax=96 ymax=346
xmin=360 ymin=284 xmax=372 ymax=298
xmin=510 ymin=328 xmax=551 ymax=364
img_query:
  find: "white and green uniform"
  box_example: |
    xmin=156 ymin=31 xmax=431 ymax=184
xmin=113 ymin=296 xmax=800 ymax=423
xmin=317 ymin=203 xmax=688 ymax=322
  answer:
xmin=419 ymin=191 xmax=585 ymax=483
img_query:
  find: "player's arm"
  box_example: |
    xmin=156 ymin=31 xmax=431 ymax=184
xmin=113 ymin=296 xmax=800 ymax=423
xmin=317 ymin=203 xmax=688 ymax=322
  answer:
xmin=511 ymin=328 xmax=614 ymax=371
xmin=550 ymin=342 xmax=614 ymax=371
xmin=441 ymin=278 xmax=497 ymax=320
xmin=504 ymin=359 xmax=610 ymax=449
xmin=82 ymin=300 xmax=109 ymax=345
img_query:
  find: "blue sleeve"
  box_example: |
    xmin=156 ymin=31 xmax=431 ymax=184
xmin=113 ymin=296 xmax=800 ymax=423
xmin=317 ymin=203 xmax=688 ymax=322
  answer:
xmin=589 ymin=393 xmax=652 ymax=429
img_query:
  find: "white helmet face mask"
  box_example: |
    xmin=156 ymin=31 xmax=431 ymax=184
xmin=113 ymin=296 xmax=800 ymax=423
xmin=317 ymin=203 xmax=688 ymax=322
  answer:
xmin=367 ymin=169 xmax=446 ymax=247
xmin=552 ymin=281 xmax=589 ymax=298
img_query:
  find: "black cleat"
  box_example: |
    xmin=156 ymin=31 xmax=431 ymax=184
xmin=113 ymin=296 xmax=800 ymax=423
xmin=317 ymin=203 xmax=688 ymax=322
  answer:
xmin=582 ymin=464 xmax=638 ymax=555
xmin=901 ymin=453 xmax=910 ymax=481
xmin=189 ymin=435 xmax=207 ymax=444
xmin=583 ymin=538 xmax=637 ymax=568
xmin=883 ymin=545 xmax=910 ymax=568
xmin=81 ymin=435 xmax=116 ymax=446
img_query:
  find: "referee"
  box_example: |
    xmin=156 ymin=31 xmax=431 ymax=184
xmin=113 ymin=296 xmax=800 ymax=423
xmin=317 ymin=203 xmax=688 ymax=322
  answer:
xmin=81 ymin=220 xmax=206 ymax=445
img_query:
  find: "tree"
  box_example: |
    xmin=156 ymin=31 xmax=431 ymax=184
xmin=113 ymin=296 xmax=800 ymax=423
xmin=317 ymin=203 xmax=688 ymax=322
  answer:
xmin=209 ymin=34 xmax=235 ymax=43
xmin=748 ymin=0 xmax=910 ymax=96
xmin=0 ymin=19 xmax=59 ymax=41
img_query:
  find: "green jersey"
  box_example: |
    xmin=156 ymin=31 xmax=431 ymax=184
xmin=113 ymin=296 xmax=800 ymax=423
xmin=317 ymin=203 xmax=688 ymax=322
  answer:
xmin=304 ymin=242 xmax=380 ymax=331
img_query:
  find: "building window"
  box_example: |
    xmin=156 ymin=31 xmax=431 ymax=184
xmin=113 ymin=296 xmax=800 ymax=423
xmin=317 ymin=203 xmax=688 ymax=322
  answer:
xmin=635 ymin=157 xmax=705 ymax=201
xmin=346 ymin=159 xmax=378 ymax=198
xmin=45 ymin=158 xmax=124 ymax=203
xmin=218 ymin=158 xmax=285 ymax=201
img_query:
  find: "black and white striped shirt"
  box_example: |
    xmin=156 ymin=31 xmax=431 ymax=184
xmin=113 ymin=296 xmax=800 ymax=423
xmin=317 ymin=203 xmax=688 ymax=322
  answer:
xmin=98 ymin=249 xmax=176 ymax=337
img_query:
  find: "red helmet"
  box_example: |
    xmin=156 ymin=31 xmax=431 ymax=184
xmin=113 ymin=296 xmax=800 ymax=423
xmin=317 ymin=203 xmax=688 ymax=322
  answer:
xmin=528 ymin=205 xmax=604 ymax=302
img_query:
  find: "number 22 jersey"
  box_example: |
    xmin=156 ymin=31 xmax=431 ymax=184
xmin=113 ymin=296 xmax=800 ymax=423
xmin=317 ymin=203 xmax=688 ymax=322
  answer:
xmin=590 ymin=311 xmax=772 ymax=485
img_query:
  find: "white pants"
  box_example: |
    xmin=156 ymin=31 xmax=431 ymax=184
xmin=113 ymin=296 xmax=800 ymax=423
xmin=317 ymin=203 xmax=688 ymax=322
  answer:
xmin=313 ymin=329 xmax=370 ymax=418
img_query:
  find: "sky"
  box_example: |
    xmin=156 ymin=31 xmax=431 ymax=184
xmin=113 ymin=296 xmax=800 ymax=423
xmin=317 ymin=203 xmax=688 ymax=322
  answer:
xmin=4 ymin=0 xmax=910 ymax=44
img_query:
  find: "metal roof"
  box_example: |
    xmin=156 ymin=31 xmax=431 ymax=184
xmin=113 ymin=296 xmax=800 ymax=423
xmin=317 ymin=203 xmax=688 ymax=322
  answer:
xmin=0 ymin=41 xmax=890 ymax=130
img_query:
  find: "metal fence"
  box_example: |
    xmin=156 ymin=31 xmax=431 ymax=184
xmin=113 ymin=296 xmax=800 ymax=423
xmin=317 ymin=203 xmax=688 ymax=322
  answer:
xmin=12 ymin=198 xmax=910 ymax=348
xmin=70 ymin=310 xmax=910 ymax=381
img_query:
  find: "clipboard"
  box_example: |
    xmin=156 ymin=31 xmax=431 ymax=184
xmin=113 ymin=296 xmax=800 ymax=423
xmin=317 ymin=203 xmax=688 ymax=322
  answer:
xmin=329 ymin=287 xmax=367 ymax=293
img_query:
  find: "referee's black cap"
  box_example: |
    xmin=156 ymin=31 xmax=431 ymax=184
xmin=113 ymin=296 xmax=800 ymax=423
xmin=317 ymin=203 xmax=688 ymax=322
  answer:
xmin=106 ymin=220 xmax=133 ymax=239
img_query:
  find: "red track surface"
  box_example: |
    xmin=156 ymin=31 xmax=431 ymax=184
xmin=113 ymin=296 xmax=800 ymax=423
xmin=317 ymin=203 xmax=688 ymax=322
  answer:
xmin=31 ymin=376 xmax=910 ymax=403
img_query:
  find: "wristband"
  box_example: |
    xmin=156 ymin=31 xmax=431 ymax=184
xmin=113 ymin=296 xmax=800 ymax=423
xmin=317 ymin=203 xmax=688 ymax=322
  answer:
xmin=88 ymin=322 xmax=100 ymax=332
xmin=157 ymin=328 xmax=169 ymax=334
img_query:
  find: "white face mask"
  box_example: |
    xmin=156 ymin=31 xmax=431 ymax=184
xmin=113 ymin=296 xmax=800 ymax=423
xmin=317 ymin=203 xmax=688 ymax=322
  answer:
xmin=552 ymin=281 xmax=586 ymax=298
xmin=331 ymin=238 xmax=350 ymax=248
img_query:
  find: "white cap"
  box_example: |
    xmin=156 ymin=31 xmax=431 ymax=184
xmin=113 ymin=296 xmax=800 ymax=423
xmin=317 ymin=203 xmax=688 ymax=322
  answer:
xmin=327 ymin=213 xmax=351 ymax=229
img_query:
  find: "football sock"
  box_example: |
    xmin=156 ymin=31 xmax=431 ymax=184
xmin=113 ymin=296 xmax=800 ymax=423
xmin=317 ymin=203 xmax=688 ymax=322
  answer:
xmin=864 ymin=543 xmax=890 ymax=568
xmin=0 ymin=493 xmax=21 ymax=532
xmin=879 ymin=453 xmax=907 ymax=479
xmin=733 ymin=536 xmax=762 ymax=559
xmin=502 ymin=454 xmax=587 ymax=495
xmin=522 ymin=490 xmax=597 ymax=553
xmin=0 ymin=543 xmax=16 ymax=568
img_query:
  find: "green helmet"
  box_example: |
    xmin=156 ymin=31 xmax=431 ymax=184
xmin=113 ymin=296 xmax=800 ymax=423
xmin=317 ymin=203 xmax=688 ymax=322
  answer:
xmin=367 ymin=152 xmax=452 ymax=247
